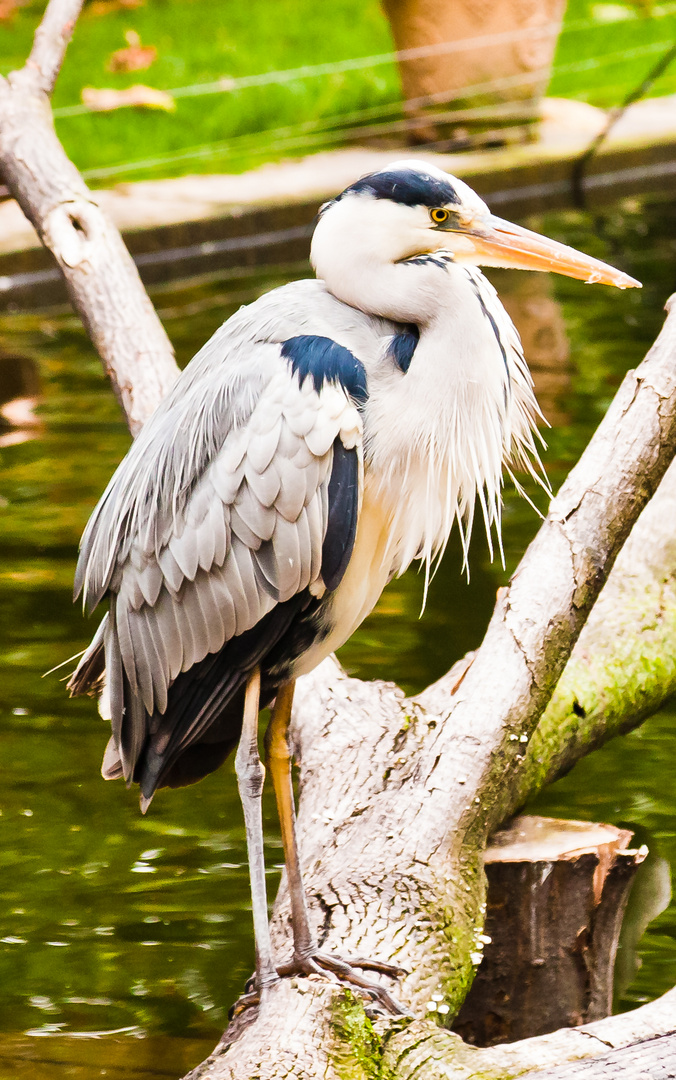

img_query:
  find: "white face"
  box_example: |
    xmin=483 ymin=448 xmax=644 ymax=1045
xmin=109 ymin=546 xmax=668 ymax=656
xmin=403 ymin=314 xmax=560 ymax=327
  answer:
xmin=312 ymin=161 xmax=491 ymax=271
xmin=312 ymin=160 xmax=640 ymax=289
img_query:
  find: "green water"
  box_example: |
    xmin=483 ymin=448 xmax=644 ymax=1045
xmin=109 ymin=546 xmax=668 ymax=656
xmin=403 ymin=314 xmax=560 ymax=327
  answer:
xmin=1 ymin=197 xmax=676 ymax=1077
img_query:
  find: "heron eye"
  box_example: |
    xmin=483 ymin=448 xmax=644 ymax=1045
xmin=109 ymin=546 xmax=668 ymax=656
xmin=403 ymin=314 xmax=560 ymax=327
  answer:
xmin=430 ymin=208 xmax=450 ymax=225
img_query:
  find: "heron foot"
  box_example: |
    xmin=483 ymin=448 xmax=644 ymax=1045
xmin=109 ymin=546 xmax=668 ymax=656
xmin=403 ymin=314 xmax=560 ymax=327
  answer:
xmin=277 ymin=950 xmax=409 ymax=1015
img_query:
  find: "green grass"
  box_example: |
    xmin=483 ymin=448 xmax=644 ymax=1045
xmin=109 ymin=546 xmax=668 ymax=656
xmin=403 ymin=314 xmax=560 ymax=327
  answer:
xmin=1 ymin=0 xmax=675 ymax=184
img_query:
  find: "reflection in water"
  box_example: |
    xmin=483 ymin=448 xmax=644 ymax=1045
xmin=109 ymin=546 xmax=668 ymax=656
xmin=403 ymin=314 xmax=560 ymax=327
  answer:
xmin=491 ymin=270 xmax=572 ymax=427
xmin=0 ymin=355 xmax=42 ymax=448
xmin=0 ymin=196 xmax=675 ymax=1077
xmin=614 ymin=854 xmax=672 ymax=1001
xmin=0 ymin=1031 xmax=209 ymax=1079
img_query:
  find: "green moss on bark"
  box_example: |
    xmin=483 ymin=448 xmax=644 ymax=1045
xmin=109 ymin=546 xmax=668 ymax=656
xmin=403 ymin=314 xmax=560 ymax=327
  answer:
xmin=518 ymin=574 xmax=676 ymax=806
xmin=330 ymin=992 xmax=389 ymax=1079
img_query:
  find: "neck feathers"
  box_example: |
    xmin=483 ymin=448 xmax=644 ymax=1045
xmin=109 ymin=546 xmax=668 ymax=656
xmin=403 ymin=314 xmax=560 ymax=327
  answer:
xmin=364 ymin=267 xmax=546 ymax=598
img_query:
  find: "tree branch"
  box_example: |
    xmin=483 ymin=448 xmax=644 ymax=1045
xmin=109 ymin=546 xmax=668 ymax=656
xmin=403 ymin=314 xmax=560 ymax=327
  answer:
xmin=25 ymin=0 xmax=84 ymax=97
xmin=0 ymin=0 xmax=178 ymax=434
xmin=383 ymin=985 xmax=676 ymax=1078
xmin=517 ymin=451 xmax=676 ymax=802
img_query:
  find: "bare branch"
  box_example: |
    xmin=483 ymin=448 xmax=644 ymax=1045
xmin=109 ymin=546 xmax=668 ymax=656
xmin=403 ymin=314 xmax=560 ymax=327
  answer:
xmin=25 ymin=0 xmax=85 ymax=97
xmin=0 ymin=0 xmax=178 ymax=434
xmin=517 ymin=451 xmax=676 ymax=802
xmin=383 ymin=985 xmax=676 ymax=1078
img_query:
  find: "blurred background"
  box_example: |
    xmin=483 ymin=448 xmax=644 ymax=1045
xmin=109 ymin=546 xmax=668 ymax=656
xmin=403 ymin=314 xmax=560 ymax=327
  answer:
xmin=0 ymin=0 xmax=674 ymax=181
xmin=1 ymin=1 xmax=676 ymax=1077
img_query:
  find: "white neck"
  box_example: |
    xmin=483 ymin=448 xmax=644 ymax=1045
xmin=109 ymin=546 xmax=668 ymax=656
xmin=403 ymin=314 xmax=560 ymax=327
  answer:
xmin=311 ymin=196 xmax=450 ymax=325
xmin=311 ymin=195 xmax=544 ymax=590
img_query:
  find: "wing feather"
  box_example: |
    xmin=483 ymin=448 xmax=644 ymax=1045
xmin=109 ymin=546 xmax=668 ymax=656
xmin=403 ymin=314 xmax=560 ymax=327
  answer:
xmin=115 ymin=599 xmax=139 ymax=696
xmin=305 ymin=491 xmax=325 ymax=582
xmin=274 ymin=452 xmax=309 ymax=522
xmin=245 ymin=417 xmax=282 ymax=474
xmin=294 ymin=506 xmax=312 ymax=593
xmin=208 ymin=494 xmax=230 ymax=567
xmin=153 ymin=587 xmax=184 ymax=682
xmin=229 ymin=504 xmax=263 ymax=551
xmin=72 ymin=325 xmax=368 ymax=790
xmin=157 ymin=546 xmax=184 ymax=595
xmin=140 ymin=604 xmax=169 ymax=714
xmin=136 ymin=557 xmax=163 ymax=609
xmin=234 ymin=483 xmax=277 ymax=541
xmin=128 ymin=607 xmax=161 ymax=715
xmin=169 ymin=527 xmax=200 ymax=582
xmin=209 ymin=564 xmax=238 ymax=640
xmin=244 ymin=460 xmax=281 ymax=507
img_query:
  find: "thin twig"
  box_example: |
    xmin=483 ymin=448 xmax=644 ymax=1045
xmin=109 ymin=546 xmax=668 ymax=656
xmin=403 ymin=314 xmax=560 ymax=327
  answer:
xmin=572 ymin=37 xmax=676 ymax=207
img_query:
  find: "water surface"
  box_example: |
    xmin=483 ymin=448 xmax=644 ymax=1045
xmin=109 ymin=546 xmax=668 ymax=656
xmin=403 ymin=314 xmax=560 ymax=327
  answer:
xmin=1 ymin=195 xmax=675 ymax=1077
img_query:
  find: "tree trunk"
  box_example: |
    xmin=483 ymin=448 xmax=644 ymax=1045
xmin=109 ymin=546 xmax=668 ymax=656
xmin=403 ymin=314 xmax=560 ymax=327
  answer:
xmin=382 ymin=0 xmax=566 ymax=145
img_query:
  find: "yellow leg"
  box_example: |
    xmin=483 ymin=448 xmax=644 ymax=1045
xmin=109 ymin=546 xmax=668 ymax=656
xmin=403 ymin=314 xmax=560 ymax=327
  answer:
xmin=265 ymin=680 xmax=314 ymax=959
xmin=264 ymin=680 xmax=408 ymax=1016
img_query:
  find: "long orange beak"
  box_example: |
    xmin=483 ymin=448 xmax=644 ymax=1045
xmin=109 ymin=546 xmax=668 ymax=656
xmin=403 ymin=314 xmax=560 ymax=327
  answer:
xmin=456 ymin=213 xmax=641 ymax=289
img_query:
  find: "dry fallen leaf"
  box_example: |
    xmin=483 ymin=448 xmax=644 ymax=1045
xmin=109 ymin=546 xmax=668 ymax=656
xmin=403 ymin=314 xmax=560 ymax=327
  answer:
xmin=0 ymin=0 xmax=19 ymax=21
xmin=107 ymin=30 xmax=157 ymax=73
xmin=81 ymin=84 xmax=175 ymax=111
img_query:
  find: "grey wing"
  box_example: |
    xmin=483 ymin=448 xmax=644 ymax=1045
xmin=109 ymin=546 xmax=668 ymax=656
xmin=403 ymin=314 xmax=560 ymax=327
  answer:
xmin=71 ymin=339 xmax=363 ymax=783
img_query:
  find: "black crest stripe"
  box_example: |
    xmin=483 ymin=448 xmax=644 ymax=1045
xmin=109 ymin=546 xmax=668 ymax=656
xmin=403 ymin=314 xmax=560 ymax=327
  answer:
xmin=335 ymin=168 xmax=459 ymax=208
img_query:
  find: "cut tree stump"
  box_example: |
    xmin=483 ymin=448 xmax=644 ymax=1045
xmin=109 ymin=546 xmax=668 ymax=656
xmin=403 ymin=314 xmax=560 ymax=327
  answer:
xmin=452 ymin=816 xmax=647 ymax=1046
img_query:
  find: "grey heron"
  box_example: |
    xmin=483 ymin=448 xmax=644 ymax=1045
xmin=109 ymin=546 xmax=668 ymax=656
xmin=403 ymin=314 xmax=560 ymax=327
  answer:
xmin=69 ymin=160 xmax=639 ymax=1013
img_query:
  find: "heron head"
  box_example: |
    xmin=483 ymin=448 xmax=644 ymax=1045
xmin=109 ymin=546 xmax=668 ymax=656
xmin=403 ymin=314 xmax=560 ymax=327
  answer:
xmin=312 ymin=160 xmax=640 ymax=290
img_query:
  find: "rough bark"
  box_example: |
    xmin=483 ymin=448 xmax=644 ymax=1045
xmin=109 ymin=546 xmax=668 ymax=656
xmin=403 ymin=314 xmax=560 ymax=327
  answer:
xmin=383 ymin=985 xmax=676 ymax=1078
xmin=519 ymin=447 xmax=676 ymax=802
xmin=0 ymin=0 xmax=178 ymax=435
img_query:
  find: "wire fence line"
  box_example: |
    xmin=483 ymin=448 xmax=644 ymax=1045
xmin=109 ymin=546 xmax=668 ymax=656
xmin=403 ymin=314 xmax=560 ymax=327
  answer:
xmin=78 ymin=36 xmax=676 ymax=183
xmin=52 ymin=4 xmax=676 ymax=120
xmin=51 ymin=21 xmax=563 ymax=118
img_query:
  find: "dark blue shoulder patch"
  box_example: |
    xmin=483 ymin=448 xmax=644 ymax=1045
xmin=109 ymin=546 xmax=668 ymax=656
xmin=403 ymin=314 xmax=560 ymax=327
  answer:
xmin=281 ymin=335 xmax=368 ymax=407
xmin=388 ymin=324 xmax=420 ymax=374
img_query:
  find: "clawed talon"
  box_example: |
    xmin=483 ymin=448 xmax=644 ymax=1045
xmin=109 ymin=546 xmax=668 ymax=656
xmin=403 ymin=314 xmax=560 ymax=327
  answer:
xmin=277 ymin=950 xmax=410 ymax=1015
xmin=344 ymin=955 xmax=408 ymax=978
xmin=233 ymin=952 xmax=409 ymax=1018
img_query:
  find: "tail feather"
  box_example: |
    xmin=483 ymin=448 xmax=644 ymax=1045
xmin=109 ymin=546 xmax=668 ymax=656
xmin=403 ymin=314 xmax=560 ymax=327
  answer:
xmin=67 ymin=614 xmax=107 ymax=697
